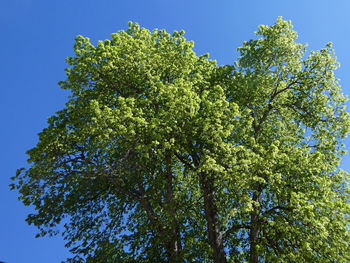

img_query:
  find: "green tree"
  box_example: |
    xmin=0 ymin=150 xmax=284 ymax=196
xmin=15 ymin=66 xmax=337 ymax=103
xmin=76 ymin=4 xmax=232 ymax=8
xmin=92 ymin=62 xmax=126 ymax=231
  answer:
xmin=11 ymin=18 xmax=350 ymax=262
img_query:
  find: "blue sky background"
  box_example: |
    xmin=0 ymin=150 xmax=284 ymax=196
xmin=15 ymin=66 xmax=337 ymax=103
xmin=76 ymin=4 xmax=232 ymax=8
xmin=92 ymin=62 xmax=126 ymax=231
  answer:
xmin=1 ymin=1 xmax=350 ymax=262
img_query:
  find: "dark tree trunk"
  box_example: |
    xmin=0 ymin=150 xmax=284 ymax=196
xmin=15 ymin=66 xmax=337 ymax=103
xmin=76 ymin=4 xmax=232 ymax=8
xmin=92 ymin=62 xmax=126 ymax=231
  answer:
xmin=249 ymin=214 xmax=259 ymax=263
xmin=199 ymin=172 xmax=227 ymax=263
xmin=249 ymin=191 xmax=262 ymax=263
xmin=166 ymin=229 xmax=182 ymax=263
xmin=165 ymin=153 xmax=182 ymax=262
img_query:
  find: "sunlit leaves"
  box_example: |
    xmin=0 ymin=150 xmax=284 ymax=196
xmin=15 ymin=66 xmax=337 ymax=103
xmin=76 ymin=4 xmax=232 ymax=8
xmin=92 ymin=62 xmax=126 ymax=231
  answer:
xmin=11 ymin=18 xmax=350 ymax=262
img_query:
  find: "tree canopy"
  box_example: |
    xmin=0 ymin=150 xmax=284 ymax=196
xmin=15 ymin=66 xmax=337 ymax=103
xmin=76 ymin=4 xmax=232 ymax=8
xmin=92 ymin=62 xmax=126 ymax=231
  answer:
xmin=11 ymin=17 xmax=350 ymax=262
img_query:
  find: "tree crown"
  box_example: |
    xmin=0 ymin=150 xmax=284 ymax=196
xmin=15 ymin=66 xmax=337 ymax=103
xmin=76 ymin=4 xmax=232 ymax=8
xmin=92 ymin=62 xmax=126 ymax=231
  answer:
xmin=11 ymin=17 xmax=350 ymax=262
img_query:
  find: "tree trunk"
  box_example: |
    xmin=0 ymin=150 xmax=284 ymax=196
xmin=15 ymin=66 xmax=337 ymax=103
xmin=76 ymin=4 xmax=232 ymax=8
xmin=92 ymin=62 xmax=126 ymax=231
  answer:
xmin=166 ymin=228 xmax=182 ymax=263
xmin=199 ymin=172 xmax=227 ymax=263
xmin=165 ymin=153 xmax=182 ymax=262
xmin=249 ymin=214 xmax=259 ymax=263
xmin=249 ymin=191 xmax=262 ymax=263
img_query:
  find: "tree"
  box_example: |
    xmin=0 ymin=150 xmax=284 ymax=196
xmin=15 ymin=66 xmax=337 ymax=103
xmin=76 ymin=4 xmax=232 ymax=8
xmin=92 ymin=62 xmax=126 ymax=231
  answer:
xmin=11 ymin=17 xmax=350 ymax=262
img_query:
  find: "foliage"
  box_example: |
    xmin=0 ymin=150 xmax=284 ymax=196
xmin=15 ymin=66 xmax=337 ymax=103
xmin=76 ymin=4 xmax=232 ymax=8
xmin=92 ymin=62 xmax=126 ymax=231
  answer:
xmin=11 ymin=18 xmax=350 ymax=262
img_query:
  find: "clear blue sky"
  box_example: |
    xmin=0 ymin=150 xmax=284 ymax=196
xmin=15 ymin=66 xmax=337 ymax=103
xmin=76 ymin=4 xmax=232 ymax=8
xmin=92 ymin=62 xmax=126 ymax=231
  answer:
xmin=1 ymin=1 xmax=350 ymax=262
